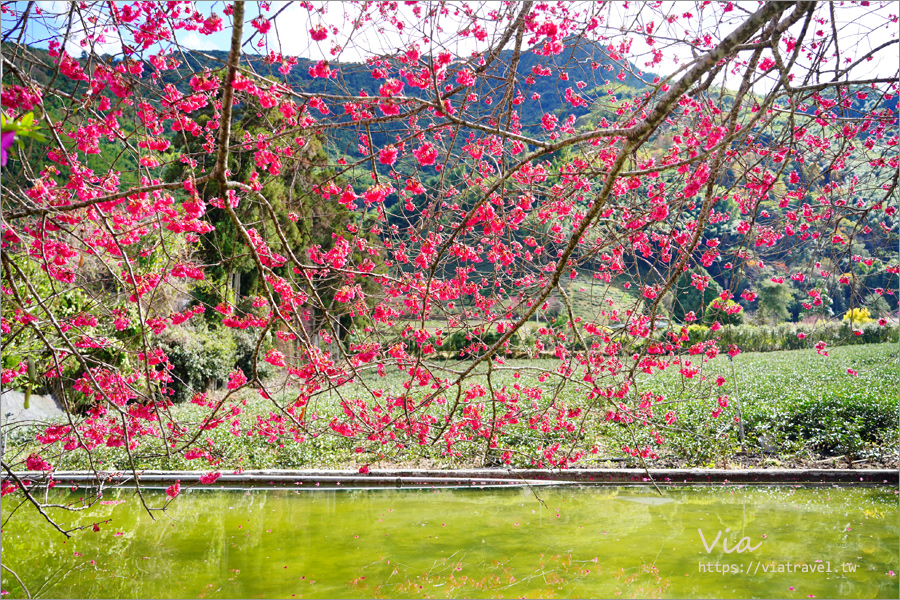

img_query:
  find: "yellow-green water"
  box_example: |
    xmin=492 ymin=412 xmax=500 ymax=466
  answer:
xmin=2 ymin=485 xmax=897 ymax=599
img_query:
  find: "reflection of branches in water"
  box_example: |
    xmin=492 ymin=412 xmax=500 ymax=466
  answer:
xmin=0 ymin=487 xmax=166 ymax=598
xmin=349 ymin=550 xmax=673 ymax=599
xmin=1 ymin=466 xmax=73 ymax=537
xmin=2 ymin=560 xmax=101 ymax=600
xmin=506 ymin=468 xmax=550 ymax=510
xmin=0 ymin=467 xmax=111 ymax=537
xmin=0 ymin=563 xmax=31 ymax=599
xmin=196 ymin=582 xmax=224 ymax=599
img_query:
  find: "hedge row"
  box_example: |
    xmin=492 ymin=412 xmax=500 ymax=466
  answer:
xmin=428 ymin=321 xmax=897 ymax=359
xmin=682 ymin=321 xmax=898 ymax=353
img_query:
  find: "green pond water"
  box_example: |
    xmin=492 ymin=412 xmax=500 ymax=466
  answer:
xmin=1 ymin=484 xmax=898 ymax=599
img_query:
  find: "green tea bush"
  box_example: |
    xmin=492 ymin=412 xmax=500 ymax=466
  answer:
xmin=734 ymin=344 xmax=899 ymax=458
xmin=771 ymin=394 xmax=898 ymax=457
xmin=648 ymin=343 xmax=898 ymax=463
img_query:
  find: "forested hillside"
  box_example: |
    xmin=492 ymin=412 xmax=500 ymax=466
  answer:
xmin=4 ymin=39 xmax=896 ymax=331
xmin=1 ymin=1 xmax=897 ymax=488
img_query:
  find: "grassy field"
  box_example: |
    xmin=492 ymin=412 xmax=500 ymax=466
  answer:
xmin=5 ymin=343 xmax=896 ymax=471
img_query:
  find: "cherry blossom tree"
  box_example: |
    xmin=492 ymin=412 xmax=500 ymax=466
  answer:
xmin=1 ymin=0 xmax=897 ymax=537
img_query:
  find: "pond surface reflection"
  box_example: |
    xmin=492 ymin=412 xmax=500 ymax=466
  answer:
xmin=2 ymin=484 xmax=898 ymax=598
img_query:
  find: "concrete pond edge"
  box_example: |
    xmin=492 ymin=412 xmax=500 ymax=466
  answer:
xmin=5 ymin=468 xmax=897 ymax=491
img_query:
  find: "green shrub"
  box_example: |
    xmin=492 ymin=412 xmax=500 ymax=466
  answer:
xmin=684 ymin=324 xmax=711 ymax=347
xmin=156 ymin=325 xmax=238 ymax=403
xmin=232 ymin=328 xmax=275 ymax=381
xmin=441 ymin=329 xmax=520 ymax=357
xmin=704 ymin=298 xmax=744 ymax=326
